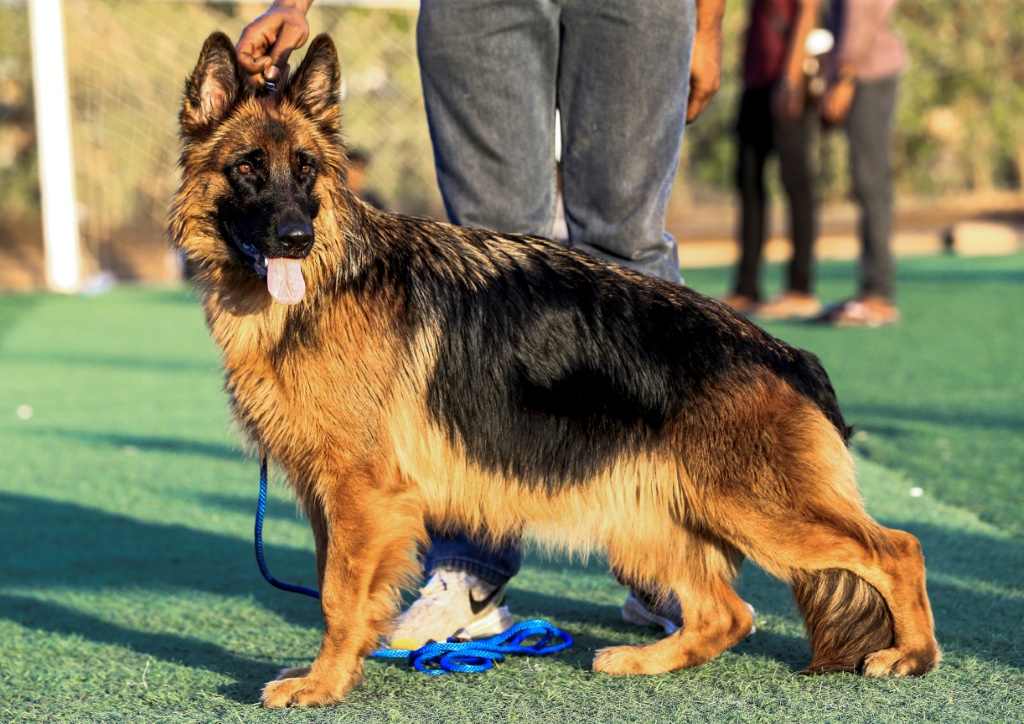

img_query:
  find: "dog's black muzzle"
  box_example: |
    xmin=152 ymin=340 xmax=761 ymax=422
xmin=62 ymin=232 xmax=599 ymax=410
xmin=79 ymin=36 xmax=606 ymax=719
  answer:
xmin=275 ymin=214 xmax=315 ymax=259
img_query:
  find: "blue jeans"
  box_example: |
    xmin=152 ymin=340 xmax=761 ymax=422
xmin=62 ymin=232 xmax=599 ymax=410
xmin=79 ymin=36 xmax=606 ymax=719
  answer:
xmin=417 ymin=0 xmax=697 ymax=585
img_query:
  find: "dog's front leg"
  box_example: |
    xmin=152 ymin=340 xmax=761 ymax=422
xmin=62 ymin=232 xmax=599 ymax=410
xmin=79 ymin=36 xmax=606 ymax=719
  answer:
xmin=270 ymin=495 xmax=331 ymax=683
xmin=261 ymin=479 xmax=422 ymax=708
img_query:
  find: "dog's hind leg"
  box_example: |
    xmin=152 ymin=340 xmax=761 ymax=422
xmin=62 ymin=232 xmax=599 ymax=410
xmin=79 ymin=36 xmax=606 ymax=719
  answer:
xmin=714 ymin=413 xmax=940 ymax=676
xmin=853 ymin=528 xmax=941 ymax=676
xmin=594 ymin=537 xmax=753 ymax=675
xmin=741 ymin=515 xmax=939 ymax=676
xmin=261 ymin=468 xmax=425 ymax=708
xmin=783 ymin=525 xmax=940 ymax=676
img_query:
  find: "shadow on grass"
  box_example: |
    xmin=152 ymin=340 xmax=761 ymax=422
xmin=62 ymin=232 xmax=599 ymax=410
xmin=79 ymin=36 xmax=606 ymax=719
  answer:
xmin=0 ymin=489 xmax=319 ymax=701
xmin=842 ymin=403 xmax=1024 ymax=433
xmin=1 ymin=490 xmax=1020 ymax=705
xmin=30 ymin=428 xmax=243 ymax=460
xmin=0 ymin=491 xmax=318 ymax=602
xmin=3 ymin=350 xmax=217 ymax=374
xmin=0 ymin=592 xmax=280 ymax=693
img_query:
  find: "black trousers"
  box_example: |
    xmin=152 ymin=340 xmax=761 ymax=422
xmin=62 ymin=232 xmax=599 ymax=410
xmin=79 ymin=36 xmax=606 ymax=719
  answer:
xmin=733 ymin=87 xmax=818 ymax=300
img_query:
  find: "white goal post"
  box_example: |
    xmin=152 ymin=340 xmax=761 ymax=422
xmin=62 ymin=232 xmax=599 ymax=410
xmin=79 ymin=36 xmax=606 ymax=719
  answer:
xmin=29 ymin=0 xmax=80 ymax=292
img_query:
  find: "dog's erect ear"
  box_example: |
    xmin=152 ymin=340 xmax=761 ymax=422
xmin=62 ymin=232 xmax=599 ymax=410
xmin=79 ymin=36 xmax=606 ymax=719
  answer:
xmin=287 ymin=34 xmax=341 ymax=133
xmin=181 ymin=32 xmax=243 ymax=135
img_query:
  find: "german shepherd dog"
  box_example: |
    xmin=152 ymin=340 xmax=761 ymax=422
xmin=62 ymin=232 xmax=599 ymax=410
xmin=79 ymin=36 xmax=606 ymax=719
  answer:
xmin=172 ymin=32 xmax=939 ymax=708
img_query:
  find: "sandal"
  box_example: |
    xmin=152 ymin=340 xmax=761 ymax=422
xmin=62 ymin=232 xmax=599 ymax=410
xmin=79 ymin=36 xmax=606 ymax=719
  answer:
xmin=753 ymin=292 xmax=823 ymax=321
xmin=815 ymin=297 xmax=901 ymax=327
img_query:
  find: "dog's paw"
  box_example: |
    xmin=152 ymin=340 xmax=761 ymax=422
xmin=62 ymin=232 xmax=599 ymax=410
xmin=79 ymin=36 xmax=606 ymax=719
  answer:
xmin=861 ymin=646 xmax=941 ymax=677
xmin=260 ymin=673 xmax=349 ymax=708
xmin=593 ymin=645 xmax=654 ymax=675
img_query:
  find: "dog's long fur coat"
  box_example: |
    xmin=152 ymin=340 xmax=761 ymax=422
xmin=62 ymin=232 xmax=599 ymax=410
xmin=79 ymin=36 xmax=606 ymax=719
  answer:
xmin=171 ymin=32 xmax=939 ymax=708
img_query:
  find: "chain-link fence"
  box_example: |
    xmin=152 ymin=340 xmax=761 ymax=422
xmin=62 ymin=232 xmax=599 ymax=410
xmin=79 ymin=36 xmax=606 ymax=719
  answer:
xmin=1 ymin=0 xmax=443 ymax=288
xmin=0 ymin=0 xmax=40 ymax=289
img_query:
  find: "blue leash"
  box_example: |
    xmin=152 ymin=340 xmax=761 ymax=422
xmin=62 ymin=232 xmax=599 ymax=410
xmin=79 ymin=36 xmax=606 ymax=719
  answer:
xmin=369 ymin=619 xmax=573 ymax=675
xmin=255 ymin=455 xmax=319 ymax=599
xmin=254 ymin=455 xmax=573 ymax=674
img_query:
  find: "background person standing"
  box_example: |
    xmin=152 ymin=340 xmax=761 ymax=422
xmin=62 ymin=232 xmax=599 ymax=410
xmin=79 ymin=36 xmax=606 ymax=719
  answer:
xmin=816 ymin=0 xmax=907 ymax=326
xmin=722 ymin=0 xmax=823 ymax=320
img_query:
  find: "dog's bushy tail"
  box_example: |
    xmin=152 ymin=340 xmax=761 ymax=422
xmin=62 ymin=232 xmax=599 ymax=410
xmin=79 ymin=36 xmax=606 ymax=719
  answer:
xmin=792 ymin=568 xmax=894 ymax=674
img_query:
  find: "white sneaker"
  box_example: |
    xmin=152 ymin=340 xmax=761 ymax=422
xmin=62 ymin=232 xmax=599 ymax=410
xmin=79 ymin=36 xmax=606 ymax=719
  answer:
xmin=621 ymin=593 xmax=682 ymax=635
xmin=621 ymin=594 xmax=756 ymax=637
xmin=387 ymin=568 xmax=514 ymax=650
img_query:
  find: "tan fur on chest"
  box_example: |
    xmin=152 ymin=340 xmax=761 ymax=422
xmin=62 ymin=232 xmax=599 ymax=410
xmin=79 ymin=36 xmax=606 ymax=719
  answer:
xmin=208 ymin=291 xmax=409 ymax=500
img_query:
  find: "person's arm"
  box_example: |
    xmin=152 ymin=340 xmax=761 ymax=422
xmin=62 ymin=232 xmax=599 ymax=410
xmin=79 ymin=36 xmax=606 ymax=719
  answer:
xmin=236 ymin=0 xmax=314 ymax=85
xmin=686 ymin=0 xmax=726 ymax=124
xmin=772 ymin=0 xmax=820 ymax=120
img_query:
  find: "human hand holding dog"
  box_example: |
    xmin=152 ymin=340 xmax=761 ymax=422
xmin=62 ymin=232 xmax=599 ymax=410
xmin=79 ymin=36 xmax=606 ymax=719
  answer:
xmin=236 ymin=0 xmax=313 ymax=86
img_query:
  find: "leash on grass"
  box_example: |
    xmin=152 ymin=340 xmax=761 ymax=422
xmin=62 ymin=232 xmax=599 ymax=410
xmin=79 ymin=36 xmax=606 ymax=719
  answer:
xmin=369 ymin=619 xmax=572 ymax=675
xmin=254 ymin=454 xmax=573 ymax=674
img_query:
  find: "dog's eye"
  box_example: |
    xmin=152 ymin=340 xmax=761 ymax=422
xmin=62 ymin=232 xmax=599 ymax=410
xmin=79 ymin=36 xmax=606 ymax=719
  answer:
xmin=299 ymin=164 xmax=314 ymax=177
xmin=236 ymin=162 xmax=254 ymax=175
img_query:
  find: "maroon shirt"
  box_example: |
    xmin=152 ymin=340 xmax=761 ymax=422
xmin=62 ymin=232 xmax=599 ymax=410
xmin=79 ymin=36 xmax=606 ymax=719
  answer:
xmin=742 ymin=0 xmax=799 ymax=90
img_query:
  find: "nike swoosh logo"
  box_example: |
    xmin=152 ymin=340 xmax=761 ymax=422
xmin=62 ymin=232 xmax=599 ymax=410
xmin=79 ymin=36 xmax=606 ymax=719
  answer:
xmin=468 ymin=586 xmax=504 ymax=616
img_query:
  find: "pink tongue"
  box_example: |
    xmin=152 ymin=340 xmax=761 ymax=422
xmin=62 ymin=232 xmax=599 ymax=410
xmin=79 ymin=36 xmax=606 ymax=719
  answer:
xmin=266 ymin=257 xmax=306 ymax=305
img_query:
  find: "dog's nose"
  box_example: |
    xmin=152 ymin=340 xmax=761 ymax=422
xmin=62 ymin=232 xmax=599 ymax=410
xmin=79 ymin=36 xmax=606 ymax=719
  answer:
xmin=277 ymin=218 xmax=313 ymax=255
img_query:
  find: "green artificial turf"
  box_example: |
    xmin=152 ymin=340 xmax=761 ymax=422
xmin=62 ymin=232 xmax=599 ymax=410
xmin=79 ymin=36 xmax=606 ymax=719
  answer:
xmin=0 ymin=254 xmax=1021 ymax=723
xmin=684 ymin=253 xmax=1024 ymax=539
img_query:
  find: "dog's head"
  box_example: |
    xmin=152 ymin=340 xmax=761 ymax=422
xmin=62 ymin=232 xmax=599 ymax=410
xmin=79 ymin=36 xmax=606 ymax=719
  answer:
xmin=174 ymin=32 xmax=346 ymax=305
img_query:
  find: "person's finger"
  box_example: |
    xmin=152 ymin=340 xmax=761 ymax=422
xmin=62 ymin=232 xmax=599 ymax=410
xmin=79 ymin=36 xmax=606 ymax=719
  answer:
xmin=686 ymin=70 xmax=721 ymax=123
xmin=237 ymin=52 xmax=273 ymax=80
xmin=266 ymin=20 xmax=309 ymax=71
xmin=265 ymin=63 xmax=291 ymax=86
xmin=686 ymin=89 xmax=713 ymax=123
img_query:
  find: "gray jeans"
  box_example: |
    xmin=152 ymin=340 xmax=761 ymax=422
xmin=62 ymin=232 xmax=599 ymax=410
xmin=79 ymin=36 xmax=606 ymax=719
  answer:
xmin=417 ymin=0 xmax=695 ymax=284
xmin=416 ymin=0 xmax=697 ymax=585
xmin=847 ymin=75 xmax=899 ymax=301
